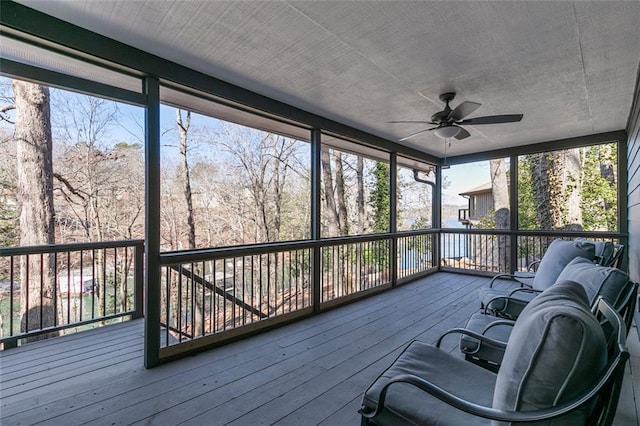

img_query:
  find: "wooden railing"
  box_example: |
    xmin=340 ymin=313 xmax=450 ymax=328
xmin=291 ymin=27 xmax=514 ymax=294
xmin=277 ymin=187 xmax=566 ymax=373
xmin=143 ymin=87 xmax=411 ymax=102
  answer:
xmin=0 ymin=240 xmax=144 ymax=347
xmin=439 ymin=229 xmax=625 ymax=275
xmin=0 ymin=228 xmax=626 ymax=354
xmin=157 ymin=232 xmax=440 ymax=356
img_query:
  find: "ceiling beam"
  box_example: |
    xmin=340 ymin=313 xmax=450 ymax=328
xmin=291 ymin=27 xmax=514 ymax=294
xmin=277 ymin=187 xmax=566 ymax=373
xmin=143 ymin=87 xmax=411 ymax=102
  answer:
xmin=444 ymin=130 xmax=627 ymax=165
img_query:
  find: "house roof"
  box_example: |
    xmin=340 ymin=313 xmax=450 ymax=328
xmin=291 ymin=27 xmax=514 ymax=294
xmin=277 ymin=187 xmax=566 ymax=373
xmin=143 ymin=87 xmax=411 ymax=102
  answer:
xmin=459 ymin=182 xmax=493 ymax=197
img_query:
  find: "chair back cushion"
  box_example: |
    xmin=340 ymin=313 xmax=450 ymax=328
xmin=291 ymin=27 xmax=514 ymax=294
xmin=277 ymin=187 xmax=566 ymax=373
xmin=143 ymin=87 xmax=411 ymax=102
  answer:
xmin=531 ymin=239 xmax=596 ymax=291
xmin=556 ymin=257 xmax=630 ymax=309
xmin=492 ymin=281 xmax=607 ymax=425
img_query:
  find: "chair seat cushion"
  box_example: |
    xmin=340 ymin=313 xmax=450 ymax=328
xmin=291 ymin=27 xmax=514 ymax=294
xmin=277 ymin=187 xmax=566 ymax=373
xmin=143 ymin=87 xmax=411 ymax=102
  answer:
xmin=479 ymin=287 xmax=537 ymax=318
xmin=512 ymin=270 xmax=534 ymax=286
xmin=363 ymin=340 xmax=495 ymax=425
xmin=460 ymin=313 xmax=513 ymax=366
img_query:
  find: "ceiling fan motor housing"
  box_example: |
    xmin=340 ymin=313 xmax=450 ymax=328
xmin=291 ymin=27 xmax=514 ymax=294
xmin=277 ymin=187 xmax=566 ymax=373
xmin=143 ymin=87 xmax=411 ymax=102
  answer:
xmin=431 ymin=110 xmax=449 ymax=124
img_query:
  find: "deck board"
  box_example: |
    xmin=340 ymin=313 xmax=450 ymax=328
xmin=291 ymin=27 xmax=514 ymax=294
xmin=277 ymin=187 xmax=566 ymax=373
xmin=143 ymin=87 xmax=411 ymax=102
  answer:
xmin=1 ymin=272 xmax=638 ymax=425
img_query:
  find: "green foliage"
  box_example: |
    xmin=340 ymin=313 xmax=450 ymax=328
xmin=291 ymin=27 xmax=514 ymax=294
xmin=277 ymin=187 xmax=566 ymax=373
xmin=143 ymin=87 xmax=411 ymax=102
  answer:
xmin=517 ymin=159 xmax=539 ymax=230
xmin=114 ymin=141 xmax=142 ymax=150
xmin=0 ymin=193 xmax=17 ymax=246
xmin=476 ymin=210 xmax=496 ymax=229
xmin=580 ymin=144 xmax=617 ymax=231
xmin=363 ymin=240 xmax=390 ymax=269
xmin=370 ymin=162 xmax=390 ymax=233
xmin=410 ymin=216 xmax=429 ymax=230
xmin=516 ymin=143 xmax=617 ymax=231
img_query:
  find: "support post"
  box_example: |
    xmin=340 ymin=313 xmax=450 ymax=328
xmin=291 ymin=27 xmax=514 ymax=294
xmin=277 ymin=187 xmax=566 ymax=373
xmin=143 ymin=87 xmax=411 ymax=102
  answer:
xmin=509 ymin=154 xmax=519 ymax=273
xmin=311 ymin=129 xmax=322 ymax=312
xmin=434 ymin=165 xmax=442 ymax=269
xmin=390 ymin=153 xmax=398 ymax=286
xmin=144 ymin=76 xmax=161 ymax=368
xmin=618 ymin=137 xmax=629 ymax=272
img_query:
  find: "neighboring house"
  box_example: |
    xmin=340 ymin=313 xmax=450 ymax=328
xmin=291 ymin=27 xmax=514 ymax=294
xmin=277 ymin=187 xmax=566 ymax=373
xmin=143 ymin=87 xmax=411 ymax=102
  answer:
xmin=458 ymin=182 xmax=493 ymax=227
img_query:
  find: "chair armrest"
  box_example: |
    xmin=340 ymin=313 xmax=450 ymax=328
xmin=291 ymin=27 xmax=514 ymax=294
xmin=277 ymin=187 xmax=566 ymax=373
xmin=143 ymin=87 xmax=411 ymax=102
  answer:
xmin=507 ymin=287 xmax=542 ymax=297
xmin=482 ymin=319 xmax=515 ymax=333
xmin=435 ymin=327 xmax=508 ymax=349
xmin=488 ymin=273 xmax=519 ymax=288
xmin=483 ymin=290 xmax=541 ymax=316
xmin=527 ymin=259 xmax=541 ymax=272
xmin=360 ymin=354 xmax=626 ymax=423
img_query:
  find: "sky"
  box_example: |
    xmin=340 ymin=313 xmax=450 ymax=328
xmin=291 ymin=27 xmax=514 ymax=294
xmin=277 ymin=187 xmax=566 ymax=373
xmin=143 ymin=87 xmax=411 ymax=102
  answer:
xmin=1 ymin=75 xmax=496 ymax=213
xmin=442 ymin=161 xmax=492 ymax=205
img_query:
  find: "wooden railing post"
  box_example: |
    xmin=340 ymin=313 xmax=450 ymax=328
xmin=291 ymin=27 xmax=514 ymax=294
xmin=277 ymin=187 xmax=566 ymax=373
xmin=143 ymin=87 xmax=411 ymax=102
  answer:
xmin=133 ymin=241 xmax=144 ymax=319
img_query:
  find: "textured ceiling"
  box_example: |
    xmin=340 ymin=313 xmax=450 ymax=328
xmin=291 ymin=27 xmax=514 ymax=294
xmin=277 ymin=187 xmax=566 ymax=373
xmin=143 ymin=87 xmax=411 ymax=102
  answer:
xmin=16 ymin=0 xmax=640 ymax=158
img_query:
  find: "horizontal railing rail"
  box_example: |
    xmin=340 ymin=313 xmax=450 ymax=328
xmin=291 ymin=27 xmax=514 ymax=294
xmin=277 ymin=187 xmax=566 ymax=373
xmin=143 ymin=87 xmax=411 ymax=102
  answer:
xmin=0 ymin=240 xmax=144 ymax=346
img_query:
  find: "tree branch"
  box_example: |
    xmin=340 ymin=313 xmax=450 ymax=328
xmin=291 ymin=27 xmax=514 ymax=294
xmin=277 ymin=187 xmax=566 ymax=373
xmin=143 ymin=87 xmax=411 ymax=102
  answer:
xmin=53 ymin=173 xmax=87 ymax=201
xmin=0 ymin=104 xmax=16 ymax=124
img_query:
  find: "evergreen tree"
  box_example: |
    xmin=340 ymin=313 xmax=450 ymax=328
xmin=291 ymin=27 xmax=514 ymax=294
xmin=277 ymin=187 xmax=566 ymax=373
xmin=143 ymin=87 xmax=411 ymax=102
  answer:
xmin=371 ymin=161 xmax=390 ymax=233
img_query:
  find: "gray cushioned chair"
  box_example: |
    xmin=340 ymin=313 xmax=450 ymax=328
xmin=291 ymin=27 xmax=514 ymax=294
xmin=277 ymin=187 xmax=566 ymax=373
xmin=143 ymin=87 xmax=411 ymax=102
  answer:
xmin=575 ymin=238 xmax=615 ymax=266
xmin=360 ymin=281 xmax=629 ymax=426
xmin=502 ymin=239 xmax=614 ymax=288
xmin=461 ymin=260 xmax=637 ymax=370
xmin=479 ymin=239 xmax=596 ymax=319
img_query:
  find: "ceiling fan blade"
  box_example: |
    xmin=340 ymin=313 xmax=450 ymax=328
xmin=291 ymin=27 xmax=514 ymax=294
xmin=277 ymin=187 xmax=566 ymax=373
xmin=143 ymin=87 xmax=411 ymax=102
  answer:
xmin=399 ymin=128 xmax=433 ymax=142
xmin=454 ymin=127 xmax=471 ymax=140
xmin=449 ymin=101 xmax=481 ymax=121
xmin=458 ymin=114 xmax=523 ymax=125
xmin=388 ymin=120 xmax=436 ymax=124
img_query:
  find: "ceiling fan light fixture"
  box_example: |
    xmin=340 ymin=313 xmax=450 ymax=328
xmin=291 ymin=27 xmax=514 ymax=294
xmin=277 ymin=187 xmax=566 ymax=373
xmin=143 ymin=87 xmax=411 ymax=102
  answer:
xmin=434 ymin=125 xmax=461 ymax=139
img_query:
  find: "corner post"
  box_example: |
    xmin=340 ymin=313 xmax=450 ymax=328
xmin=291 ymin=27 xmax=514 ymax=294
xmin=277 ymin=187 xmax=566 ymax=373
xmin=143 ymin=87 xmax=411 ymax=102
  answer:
xmin=434 ymin=165 xmax=442 ymax=269
xmin=618 ymin=136 xmax=629 ymax=272
xmin=144 ymin=76 xmax=161 ymax=368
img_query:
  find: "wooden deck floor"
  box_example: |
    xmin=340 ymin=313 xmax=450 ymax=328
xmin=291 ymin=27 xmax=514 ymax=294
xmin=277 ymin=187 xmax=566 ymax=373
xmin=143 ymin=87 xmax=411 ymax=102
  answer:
xmin=1 ymin=272 xmax=639 ymax=425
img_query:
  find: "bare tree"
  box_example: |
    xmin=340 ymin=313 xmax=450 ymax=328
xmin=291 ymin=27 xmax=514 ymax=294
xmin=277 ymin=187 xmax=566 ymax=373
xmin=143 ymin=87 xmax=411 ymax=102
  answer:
xmin=356 ymin=157 xmax=366 ymax=234
xmin=220 ymin=127 xmax=300 ymax=243
xmin=334 ymin=152 xmax=349 ymax=235
xmin=176 ymin=109 xmax=196 ymax=248
xmin=12 ymin=80 xmax=58 ymax=340
xmin=321 ymin=148 xmax=340 ymax=237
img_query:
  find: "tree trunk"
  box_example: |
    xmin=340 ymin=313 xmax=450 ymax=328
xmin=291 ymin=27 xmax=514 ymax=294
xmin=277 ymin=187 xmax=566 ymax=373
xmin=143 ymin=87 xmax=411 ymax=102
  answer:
xmin=528 ymin=149 xmax=583 ymax=231
xmin=271 ymin=135 xmax=283 ymax=242
xmin=177 ymin=109 xmax=196 ymax=248
xmin=334 ymin=152 xmax=349 ymax=236
xmin=13 ymin=80 xmax=58 ymax=341
xmin=355 ymin=156 xmax=365 ymax=291
xmin=176 ymin=109 xmax=203 ymax=336
xmin=321 ymin=148 xmax=340 ymax=237
xmin=489 ymin=158 xmax=510 ymax=272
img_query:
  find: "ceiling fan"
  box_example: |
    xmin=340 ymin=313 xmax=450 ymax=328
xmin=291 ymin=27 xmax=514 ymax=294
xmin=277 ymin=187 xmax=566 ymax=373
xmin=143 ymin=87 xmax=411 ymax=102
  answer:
xmin=392 ymin=92 xmax=523 ymax=141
